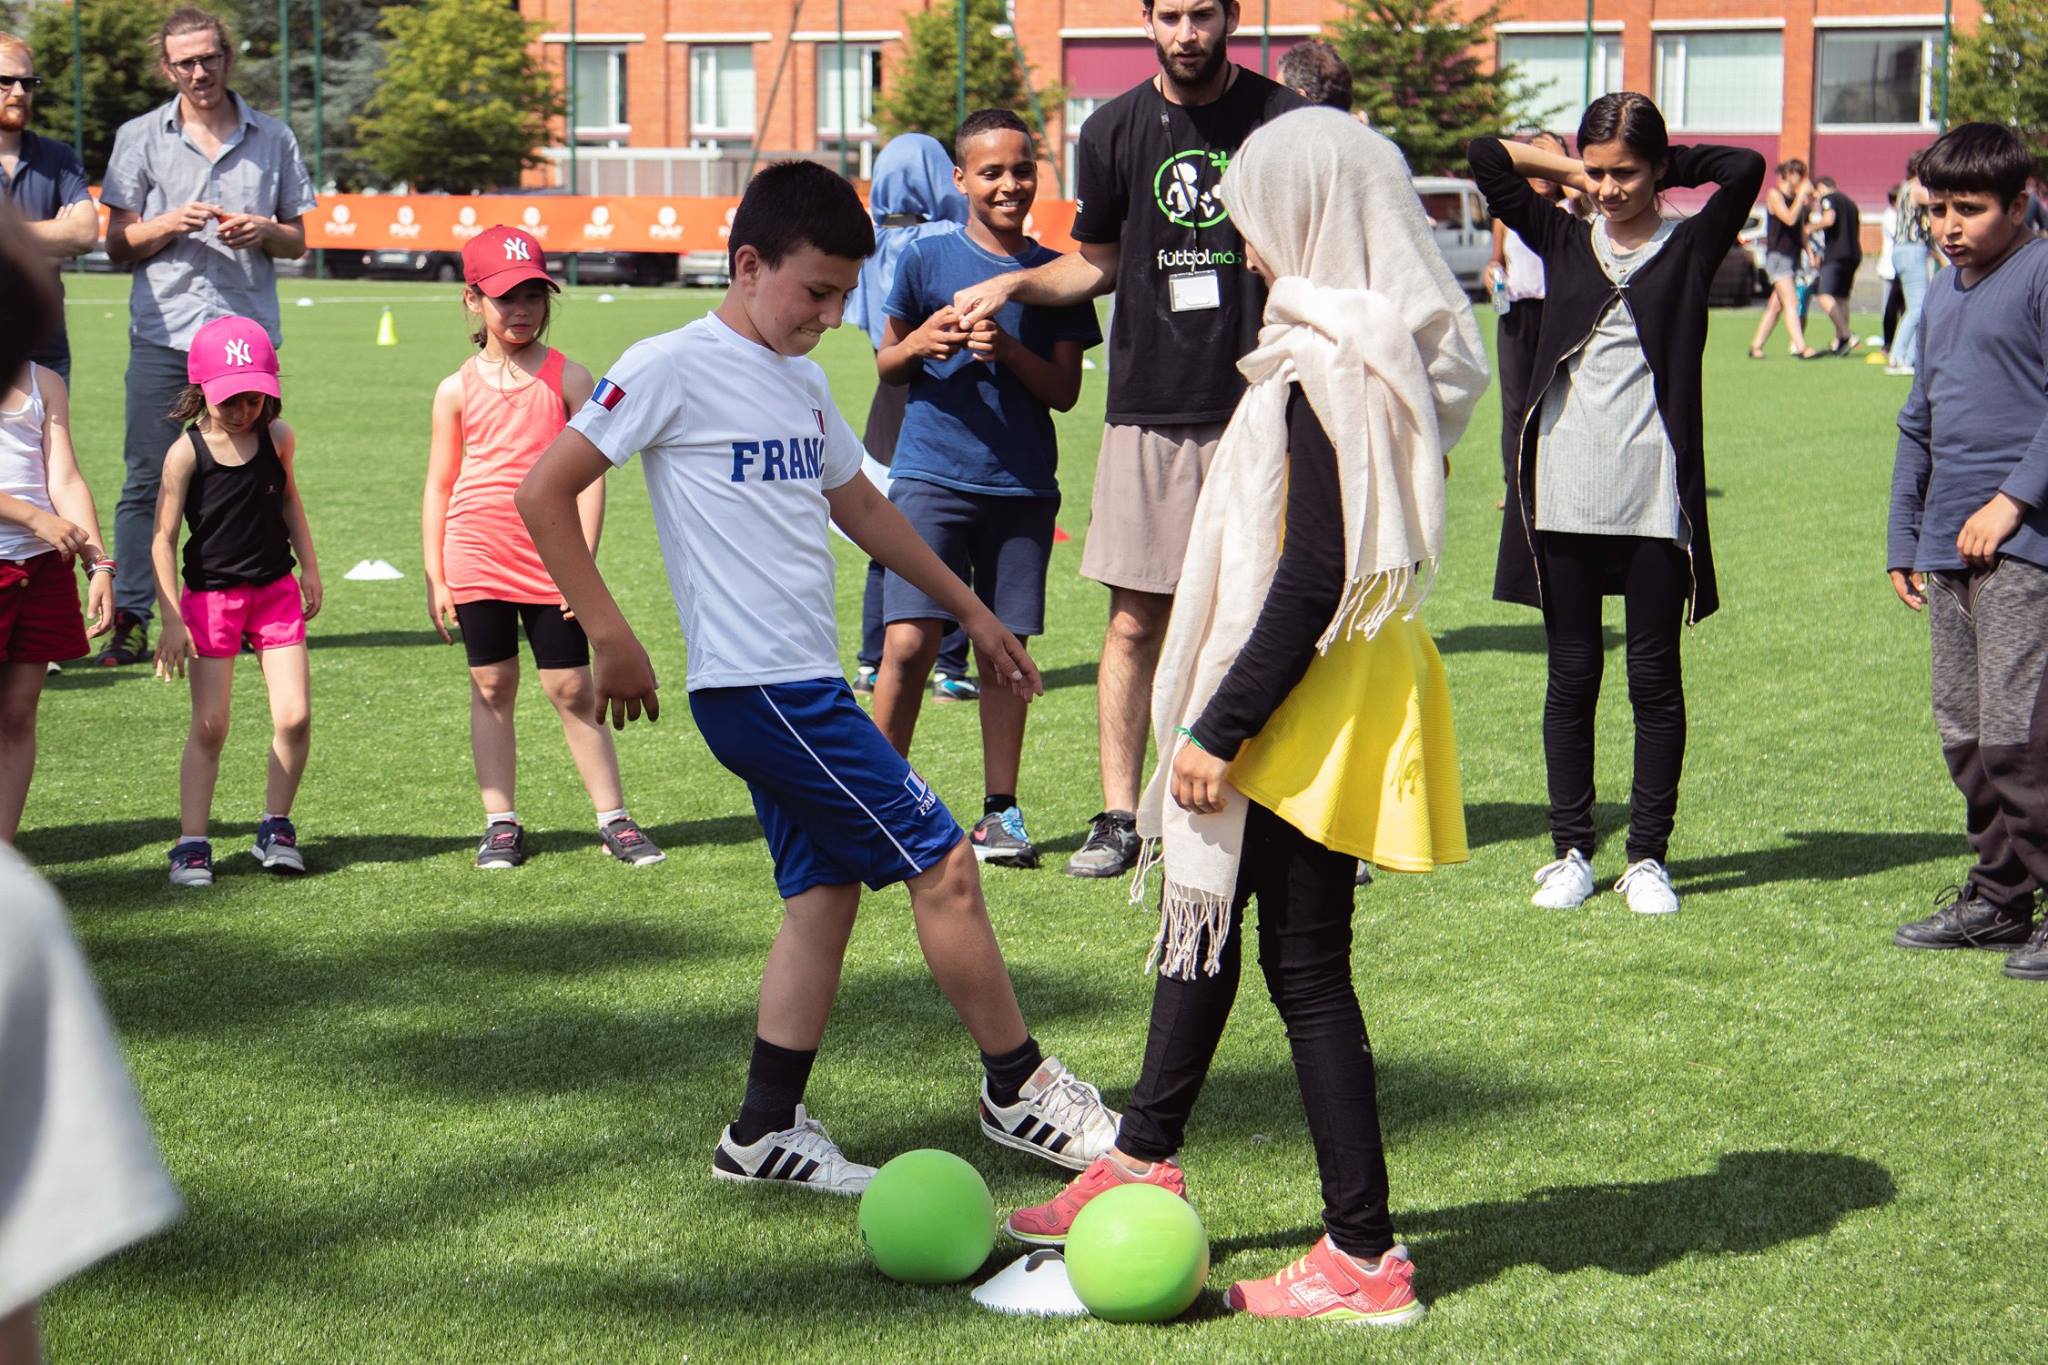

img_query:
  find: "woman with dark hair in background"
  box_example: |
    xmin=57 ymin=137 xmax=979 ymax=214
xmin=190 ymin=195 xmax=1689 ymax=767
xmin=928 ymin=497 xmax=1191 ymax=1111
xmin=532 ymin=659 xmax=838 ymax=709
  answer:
xmin=1468 ymin=93 xmax=1764 ymax=916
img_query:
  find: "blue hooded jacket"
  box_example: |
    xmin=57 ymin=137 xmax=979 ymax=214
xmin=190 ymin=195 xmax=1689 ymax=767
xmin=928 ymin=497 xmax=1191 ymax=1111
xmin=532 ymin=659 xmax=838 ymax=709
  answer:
xmin=850 ymin=133 xmax=969 ymax=351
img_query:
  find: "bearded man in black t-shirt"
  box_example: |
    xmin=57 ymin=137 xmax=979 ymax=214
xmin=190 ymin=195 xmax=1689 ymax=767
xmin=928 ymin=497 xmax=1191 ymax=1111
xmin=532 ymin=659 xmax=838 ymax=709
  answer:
xmin=954 ymin=0 xmax=1304 ymax=878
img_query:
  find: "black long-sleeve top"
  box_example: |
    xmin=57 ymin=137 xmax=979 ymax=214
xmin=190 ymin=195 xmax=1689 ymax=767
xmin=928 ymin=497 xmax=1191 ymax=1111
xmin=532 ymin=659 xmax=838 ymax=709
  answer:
xmin=1189 ymin=385 xmax=1345 ymax=760
xmin=1466 ymin=136 xmax=1765 ymax=624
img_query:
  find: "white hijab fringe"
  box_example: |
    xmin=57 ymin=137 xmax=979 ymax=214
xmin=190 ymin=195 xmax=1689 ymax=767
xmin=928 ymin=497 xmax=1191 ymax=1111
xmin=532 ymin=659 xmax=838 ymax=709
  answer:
xmin=1132 ymin=110 xmax=1489 ymax=979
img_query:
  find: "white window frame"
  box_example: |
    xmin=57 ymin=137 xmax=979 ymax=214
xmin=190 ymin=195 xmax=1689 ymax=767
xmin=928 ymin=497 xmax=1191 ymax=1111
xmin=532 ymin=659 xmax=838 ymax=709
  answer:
xmin=1496 ymin=28 xmax=1625 ymax=133
xmin=569 ymin=44 xmax=630 ymax=140
xmin=1063 ymin=95 xmax=1105 ymax=198
xmin=690 ymin=43 xmax=756 ymax=137
xmin=1814 ymin=28 xmax=1942 ymax=133
xmin=1654 ymin=29 xmax=1784 ymax=133
xmin=817 ymin=42 xmax=883 ymax=138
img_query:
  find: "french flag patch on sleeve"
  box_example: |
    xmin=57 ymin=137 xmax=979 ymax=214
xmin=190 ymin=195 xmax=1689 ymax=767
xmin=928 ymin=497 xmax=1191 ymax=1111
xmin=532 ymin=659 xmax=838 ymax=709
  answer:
xmin=592 ymin=378 xmax=626 ymax=410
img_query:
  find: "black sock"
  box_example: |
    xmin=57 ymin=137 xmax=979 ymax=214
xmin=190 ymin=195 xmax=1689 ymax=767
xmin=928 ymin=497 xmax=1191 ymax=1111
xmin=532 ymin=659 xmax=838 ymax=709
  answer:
xmin=982 ymin=1035 xmax=1043 ymax=1108
xmin=730 ymin=1036 xmax=818 ymax=1145
xmin=984 ymin=794 xmax=1017 ymax=816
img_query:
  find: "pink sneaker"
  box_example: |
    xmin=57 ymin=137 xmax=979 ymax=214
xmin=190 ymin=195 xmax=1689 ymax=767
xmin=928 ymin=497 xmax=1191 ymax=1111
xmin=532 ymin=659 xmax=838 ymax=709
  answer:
xmin=1224 ymin=1236 xmax=1425 ymax=1327
xmin=1004 ymin=1154 xmax=1188 ymax=1246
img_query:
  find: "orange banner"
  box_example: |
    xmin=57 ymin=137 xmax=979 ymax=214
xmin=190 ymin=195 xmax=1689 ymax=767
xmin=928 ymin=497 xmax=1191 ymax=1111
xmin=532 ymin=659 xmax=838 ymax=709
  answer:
xmin=302 ymin=194 xmax=1080 ymax=256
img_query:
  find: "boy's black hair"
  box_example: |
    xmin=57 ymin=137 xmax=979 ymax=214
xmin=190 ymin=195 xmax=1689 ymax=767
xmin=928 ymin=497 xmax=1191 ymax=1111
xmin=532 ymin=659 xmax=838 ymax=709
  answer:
xmin=727 ymin=160 xmax=875 ymax=272
xmin=1578 ymin=92 xmax=1668 ymax=167
xmin=954 ymin=108 xmax=1034 ymax=166
xmin=1919 ymin=122 xmax=2031 ymax=206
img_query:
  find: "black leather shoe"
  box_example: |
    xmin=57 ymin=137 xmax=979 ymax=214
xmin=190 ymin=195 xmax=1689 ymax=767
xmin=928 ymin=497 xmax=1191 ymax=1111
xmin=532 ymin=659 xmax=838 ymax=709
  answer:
xmin=1893 ymin=886 xmax=2034 ymax=950
xmin=2004 ymin=919 xmax=2048 ymax=980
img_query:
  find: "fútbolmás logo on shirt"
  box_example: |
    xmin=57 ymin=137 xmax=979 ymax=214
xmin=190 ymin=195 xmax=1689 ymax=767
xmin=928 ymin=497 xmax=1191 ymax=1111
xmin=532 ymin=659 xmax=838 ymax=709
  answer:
xmin=1153 ymin=148 xmax=1231 ymax=229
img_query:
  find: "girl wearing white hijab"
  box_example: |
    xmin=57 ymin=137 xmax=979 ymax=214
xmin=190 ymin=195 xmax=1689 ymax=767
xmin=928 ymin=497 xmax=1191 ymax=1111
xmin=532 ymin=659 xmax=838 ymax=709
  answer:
xmin=1003 ymin=107 xmax=1486 ymax=1327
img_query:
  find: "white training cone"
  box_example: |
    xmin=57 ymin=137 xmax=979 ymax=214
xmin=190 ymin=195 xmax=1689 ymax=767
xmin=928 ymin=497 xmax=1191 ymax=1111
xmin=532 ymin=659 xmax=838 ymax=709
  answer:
xmin=343 ymin=559 xmax=405 ymax=582
xmin=971 ymin=1251 xmax=1090 ymax=1318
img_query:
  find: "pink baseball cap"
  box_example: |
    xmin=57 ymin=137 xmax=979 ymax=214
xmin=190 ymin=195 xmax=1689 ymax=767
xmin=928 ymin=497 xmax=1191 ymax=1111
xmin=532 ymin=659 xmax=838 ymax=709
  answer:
xmin=187 ymin=316 xmax=281 ymax=405
xmin=463 ymin=225 xmax=558 ymax=296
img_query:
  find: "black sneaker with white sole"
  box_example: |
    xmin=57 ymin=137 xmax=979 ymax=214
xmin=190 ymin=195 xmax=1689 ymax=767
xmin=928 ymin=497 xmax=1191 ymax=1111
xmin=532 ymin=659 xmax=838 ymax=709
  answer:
xmin=2005 ymin=918 xmax=2048 ymax=981
xmin=970 ymin=806 xmax=1040 ymax=868
xmin=600 ymin=816 xmax=666 ymax=866
xmin=1893 ymin=885 xmax=2033 ymax=949
xmin=711 ymin=1104 xmax=875 ymax=1196
xmin=979 ymin=1057 xmax=1121 ymax=1171
xmin=476 ymin=822 xmax=526 ymax=870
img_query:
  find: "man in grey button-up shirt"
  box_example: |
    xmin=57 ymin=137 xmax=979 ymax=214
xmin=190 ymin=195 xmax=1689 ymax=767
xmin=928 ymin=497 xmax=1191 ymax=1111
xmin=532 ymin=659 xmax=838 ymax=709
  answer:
xmin=96 ymin=7 xmax=315 ymax=664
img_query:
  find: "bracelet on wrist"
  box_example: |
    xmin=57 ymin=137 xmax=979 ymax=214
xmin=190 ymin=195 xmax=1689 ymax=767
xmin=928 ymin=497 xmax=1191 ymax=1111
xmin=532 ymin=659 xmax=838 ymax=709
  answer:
xmin=1174 ymin=724 xmax=1207 ymax=753
xmin=87 ymin=558 xmax=116 ymax=577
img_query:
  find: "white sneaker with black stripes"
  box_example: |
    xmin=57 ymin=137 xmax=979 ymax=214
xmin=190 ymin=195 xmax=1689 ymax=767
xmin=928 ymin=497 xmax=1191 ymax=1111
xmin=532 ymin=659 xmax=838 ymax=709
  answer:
xmin=710 ymin=1104 xmax=875 ymax=1197
xmin=979 ymin=1056 xmax=1120 ymax=1172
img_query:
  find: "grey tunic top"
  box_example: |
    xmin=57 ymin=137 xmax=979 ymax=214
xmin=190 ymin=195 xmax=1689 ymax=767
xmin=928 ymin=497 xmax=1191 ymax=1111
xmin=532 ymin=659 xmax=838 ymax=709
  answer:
xmin=1533 ymin=218 xmax=1685 ymax=542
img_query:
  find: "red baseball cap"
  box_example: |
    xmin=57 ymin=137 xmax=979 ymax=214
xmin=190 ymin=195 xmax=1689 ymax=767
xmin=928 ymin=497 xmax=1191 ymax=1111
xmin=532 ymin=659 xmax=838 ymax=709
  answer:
xmin=463 ymin=225 xmax=557 ymax=296
xmin=187 ymin=316 xmax=281 ymax=405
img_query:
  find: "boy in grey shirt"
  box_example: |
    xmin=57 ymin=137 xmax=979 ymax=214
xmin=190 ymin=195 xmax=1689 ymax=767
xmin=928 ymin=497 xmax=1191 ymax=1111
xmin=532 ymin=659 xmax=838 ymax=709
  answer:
xmin=1887 ymin=122 xmax=2048 ymax=980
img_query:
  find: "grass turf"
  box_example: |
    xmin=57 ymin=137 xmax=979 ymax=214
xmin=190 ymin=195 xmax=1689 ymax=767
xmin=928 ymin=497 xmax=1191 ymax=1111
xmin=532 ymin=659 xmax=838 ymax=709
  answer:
xmin=28 ymin=278 xmax=2041 ymax=1361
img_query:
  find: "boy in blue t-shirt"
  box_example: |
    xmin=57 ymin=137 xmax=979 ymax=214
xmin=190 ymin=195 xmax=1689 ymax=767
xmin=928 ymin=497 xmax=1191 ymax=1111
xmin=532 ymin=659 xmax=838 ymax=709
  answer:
xmin=516 ymin=161 xmax=1120 ymax=1194
xmin=871 ymin=109 xmax=1102 ymax=869
xmin=1886 ymin=123 xmax=2048 ymax=980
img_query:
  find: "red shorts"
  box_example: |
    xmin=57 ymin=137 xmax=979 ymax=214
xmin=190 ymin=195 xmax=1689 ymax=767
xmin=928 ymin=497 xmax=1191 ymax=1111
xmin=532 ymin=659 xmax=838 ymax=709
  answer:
xmin=0 ymin=551 xmax=89 ymax=664
xmin=180 ymin=575 xmax=306 ymax=658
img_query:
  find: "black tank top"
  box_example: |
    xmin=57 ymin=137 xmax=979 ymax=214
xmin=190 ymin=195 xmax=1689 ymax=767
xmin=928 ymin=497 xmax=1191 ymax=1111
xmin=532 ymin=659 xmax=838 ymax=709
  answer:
xmin=1767 ymin=192 xmax=1805 ymax=257
xmin=180 ymin=423 xmax=295 ymax=591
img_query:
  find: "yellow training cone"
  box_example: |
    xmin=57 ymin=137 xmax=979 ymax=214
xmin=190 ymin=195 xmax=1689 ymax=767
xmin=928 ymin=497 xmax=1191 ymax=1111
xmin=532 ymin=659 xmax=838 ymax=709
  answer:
xmin=376 ymin=307 xmax=397 ymax=347
xmin=1865 ymin=350 xmax=1888 ymax=365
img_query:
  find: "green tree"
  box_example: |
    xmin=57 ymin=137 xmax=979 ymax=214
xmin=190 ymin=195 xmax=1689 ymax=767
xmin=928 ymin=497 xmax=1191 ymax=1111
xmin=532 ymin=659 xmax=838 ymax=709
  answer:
xmin=876 ymin=0 xmax=1062 ymax=152
xmin=23 ymin=0 xmax=173 ymax=177
xmin=229 ymin=0 xmax=399 ymax=191
xmin=1949 ymin=0 xmax=2048 ymax=173
xmin=355 ymin=0 xmax=561 ymax=193
xmin=1326 ymin=0 xmax=1533 ymax=176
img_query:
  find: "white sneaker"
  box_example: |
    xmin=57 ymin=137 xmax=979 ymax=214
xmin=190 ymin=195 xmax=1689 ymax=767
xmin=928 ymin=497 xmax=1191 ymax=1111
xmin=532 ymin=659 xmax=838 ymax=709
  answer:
xmin=1615 ymin=859 xmax=1680 ymax=915
xmin=980 ymin=1056 xmax=1121 ymax=1171
xmin=711 ymin=1104 xmax=875 ymax=1197
xmin=1531 ymin=849 xmax=1596 ymax=909
xmin=1886 ymin=363 xmax=1915 ymax=377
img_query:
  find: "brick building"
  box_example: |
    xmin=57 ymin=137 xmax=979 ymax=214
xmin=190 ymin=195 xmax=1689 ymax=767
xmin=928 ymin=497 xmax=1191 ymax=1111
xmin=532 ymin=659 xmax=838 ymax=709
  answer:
xmin=520 ymin=0 xmax=1978 ymax=206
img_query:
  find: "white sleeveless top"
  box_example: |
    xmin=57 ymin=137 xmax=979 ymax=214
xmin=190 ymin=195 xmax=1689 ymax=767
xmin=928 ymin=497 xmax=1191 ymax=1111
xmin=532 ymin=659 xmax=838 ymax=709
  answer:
xmin=0 ymin=366 xmax=57 ymax=562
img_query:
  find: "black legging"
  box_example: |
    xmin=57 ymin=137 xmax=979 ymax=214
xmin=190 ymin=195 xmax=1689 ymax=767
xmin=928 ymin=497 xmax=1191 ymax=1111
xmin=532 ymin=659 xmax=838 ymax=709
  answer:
xmin=1497 ymin=298 xmax=1545 ymax=489
xmin=1882 ymin=277 xmax=1906 ymax=354
xmin=1538 ymin=531 xmax=1689 ymax=865
xmin=1117 ymin=800 xmax=1393 ymax=1259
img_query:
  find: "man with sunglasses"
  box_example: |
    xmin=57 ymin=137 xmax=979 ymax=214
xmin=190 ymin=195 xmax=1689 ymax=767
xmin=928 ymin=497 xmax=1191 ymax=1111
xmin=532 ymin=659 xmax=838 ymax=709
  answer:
xmin=97 ymin=7 xmax=315 ymax=667
xmin=0 ymin=34 xmax=96 ymax=384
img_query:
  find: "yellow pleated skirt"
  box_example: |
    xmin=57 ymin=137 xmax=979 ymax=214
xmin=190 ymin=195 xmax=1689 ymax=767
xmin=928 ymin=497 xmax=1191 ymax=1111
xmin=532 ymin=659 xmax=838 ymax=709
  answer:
xmin=1227 ymin=614 xmax=1467 ymax=873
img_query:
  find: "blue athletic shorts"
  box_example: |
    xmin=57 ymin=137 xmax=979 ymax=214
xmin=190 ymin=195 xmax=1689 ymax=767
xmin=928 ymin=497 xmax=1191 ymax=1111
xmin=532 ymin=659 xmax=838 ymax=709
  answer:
xmin=690 ymin=678 xmax=964 ymax=899
xmin=882 ymin=477 xmax=1056 ymax=637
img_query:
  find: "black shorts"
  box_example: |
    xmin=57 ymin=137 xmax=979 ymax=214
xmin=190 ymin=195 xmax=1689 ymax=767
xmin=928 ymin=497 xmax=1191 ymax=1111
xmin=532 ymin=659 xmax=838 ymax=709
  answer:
xmin=453 ymin=599 xmax=589 ymax=670
xmin=882 ymin=478 xmax=1056 ymax=638
xmin=1817 ymin=260 xmax=1858 ymax=298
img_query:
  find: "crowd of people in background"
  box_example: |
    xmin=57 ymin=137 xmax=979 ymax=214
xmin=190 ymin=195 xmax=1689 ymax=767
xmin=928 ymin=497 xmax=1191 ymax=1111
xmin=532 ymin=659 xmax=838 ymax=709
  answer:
xmin=5 ymin=0 xmax=2048 ymax=1351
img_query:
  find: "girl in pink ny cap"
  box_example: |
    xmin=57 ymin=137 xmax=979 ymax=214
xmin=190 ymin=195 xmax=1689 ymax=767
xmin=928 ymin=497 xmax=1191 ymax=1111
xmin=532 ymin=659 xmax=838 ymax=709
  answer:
xmin=150 ymin=314 xmax=322 ymax=887
xmin=421 ymin=225 xmax=663 ymax=870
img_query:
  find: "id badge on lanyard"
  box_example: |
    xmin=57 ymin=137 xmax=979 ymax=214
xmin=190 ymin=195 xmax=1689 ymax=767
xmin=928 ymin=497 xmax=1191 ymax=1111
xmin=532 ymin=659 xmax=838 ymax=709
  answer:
xmin=1159 ymin=105 xmax=1223 ymax=313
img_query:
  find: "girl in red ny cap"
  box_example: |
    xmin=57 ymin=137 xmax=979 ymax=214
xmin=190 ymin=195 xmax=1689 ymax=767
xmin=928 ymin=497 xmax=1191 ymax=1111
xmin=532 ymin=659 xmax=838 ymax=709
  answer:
xmin=421 ymin=225 xmax=663 ymax=871
xmin=151 ymin=314 xmax=322 ymax=887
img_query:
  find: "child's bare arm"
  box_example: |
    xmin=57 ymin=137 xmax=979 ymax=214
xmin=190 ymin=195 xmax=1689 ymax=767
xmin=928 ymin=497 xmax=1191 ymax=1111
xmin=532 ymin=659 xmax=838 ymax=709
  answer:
xmin=422 ymin=375 xmax=463 ymax=642
xmin=273 ymin=421 xmax=321 ymax=618
xmin=557 ymin=360 xmax=609 ymax=566
xmin=968 ymin=326 xmax=1085 ymax=412
xmin=36 ymin=370 xmax=107 ymax=560
xmin=151 ymin=441 xmax=196 ymax=673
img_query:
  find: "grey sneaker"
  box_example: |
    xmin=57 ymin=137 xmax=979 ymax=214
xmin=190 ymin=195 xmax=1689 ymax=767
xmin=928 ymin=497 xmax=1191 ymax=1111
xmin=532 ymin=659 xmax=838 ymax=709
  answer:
xmin=476 ymin=821 xmax=525 ymax=870
xmin=167 ymin=839 xmax=214 ymax=887
xmin=251 ymin=815 xmax=306 ymax=874
xmin=1064 ymin=811 xmax=1141 ymax=879
xmin=600 ymin=816 xmax=666 ymax=866
xmin=970 ymin=806 xmax=1040 ymax=868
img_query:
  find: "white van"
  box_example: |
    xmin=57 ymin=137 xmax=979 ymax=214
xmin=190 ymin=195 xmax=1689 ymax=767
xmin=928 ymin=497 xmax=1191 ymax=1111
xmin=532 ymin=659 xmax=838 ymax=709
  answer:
xmin=1413 ymin=176 xmax=1491 ymax=294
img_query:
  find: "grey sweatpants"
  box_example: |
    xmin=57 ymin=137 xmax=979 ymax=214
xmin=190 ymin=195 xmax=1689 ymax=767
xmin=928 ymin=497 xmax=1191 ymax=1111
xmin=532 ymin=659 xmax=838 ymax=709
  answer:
xmin=1929 ymin=556 xmax=2048 ymax=912
xmin=114 ymin=339 xmax=191 ymax=623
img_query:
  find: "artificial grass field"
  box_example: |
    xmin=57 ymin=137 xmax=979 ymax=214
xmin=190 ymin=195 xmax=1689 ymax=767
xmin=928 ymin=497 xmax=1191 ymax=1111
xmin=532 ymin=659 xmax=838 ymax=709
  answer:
xmin=26 ymin=277 xmax=2041 ymax=1361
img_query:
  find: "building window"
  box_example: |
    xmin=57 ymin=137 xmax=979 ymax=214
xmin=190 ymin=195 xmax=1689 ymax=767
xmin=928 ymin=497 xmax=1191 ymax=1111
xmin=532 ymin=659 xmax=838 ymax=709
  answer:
xmin=1063 ymin=96 xmax=1103 ymax=198
xmin=818 ymin=43 xmax=882 ymax=136
xmin=692 ymin=45 xmax=756 ymax=136
xmin=1499 ymin=33 xmax=1622 ymax=134
xmin=1816 ymin=30 xmax=1938 ymax=128
xmin=571 ymin=45 xmax=628 ymax=139
xmin=1655 ymin=31 xmax=1783 ymax=133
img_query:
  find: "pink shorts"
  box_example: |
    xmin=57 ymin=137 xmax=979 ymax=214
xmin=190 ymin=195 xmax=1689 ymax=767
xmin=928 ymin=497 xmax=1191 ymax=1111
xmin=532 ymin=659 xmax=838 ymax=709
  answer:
xmin=180 ymin=575 xmax=306 ymax=657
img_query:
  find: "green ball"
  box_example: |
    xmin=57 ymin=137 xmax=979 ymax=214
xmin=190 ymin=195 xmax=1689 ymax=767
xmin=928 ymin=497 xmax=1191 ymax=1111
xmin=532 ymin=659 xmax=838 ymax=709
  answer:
xmin=857 ymin=1149 xmax=995 ymax=1285
xmin=1064 ymin=1183 xmax=1210 ymax=1322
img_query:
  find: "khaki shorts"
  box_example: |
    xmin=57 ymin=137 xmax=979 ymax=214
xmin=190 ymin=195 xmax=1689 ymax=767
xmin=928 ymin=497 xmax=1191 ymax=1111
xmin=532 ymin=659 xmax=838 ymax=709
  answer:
xmin=1078 ymin=422 xmax=1225 ymax=594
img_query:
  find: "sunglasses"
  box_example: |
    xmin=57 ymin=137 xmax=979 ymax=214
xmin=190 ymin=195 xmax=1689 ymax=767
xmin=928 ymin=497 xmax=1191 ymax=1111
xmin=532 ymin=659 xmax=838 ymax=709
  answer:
xmin=166 ymin=52 xmax=226 ymax=75
xmin=0 ymin=75 xmax=43 ymax=93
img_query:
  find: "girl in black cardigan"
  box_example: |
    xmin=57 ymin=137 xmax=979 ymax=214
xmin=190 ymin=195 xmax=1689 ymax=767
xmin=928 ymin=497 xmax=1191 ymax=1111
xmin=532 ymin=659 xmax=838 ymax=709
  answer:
xmin=1467 ymin=93 xmax=1764 ymax=916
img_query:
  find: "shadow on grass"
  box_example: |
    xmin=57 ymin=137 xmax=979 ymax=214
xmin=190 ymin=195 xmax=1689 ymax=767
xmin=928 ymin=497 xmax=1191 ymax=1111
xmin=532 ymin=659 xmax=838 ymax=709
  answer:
xmin=1672 ymin=830 xmax=1966 ymax=895
xmin=1462 ymin=801 xmax=1628 ymax=853
xmin=309 ymin=629 xmax=439 ymax=650
xmin=1034 ymin=662 xmax=1096 ymax=693
xmin=1214 ymin=1150 xmax=1893 ymax=1298
xmin=1435 ymin=623 xmax=1619 ymax=655
xmin=24 ymin=813 xmax=759 ymax=870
